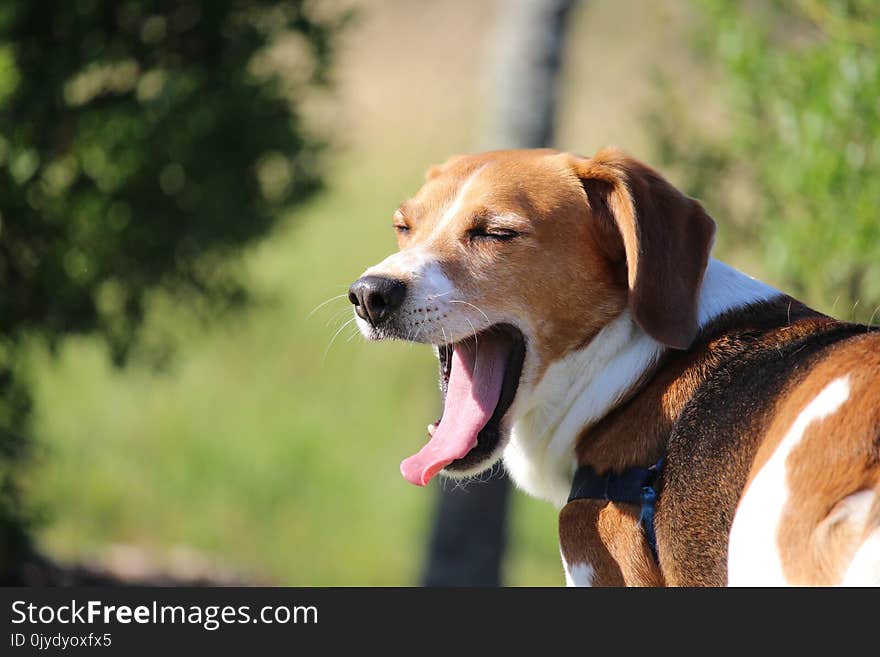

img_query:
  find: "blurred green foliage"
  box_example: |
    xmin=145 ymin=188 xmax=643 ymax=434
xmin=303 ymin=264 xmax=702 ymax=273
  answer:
xmin=653 ymin=0 xmax=880 ymax=321
xmin=0 ymin=0 xmax=345 ymax=573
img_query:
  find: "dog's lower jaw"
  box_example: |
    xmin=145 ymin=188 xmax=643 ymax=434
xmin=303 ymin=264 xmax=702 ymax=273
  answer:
xmin=439 ymin=441 xmax=508 ymax=481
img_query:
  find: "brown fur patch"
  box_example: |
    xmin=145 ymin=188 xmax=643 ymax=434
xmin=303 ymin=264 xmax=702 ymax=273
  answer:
xmin=656 ymin=313 xmax=872 ymax=585
xmin=559 ymin=500 xmax=662 ymax=586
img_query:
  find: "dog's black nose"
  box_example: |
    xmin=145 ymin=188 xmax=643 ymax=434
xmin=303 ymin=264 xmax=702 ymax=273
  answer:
xmin=348 ymin=276 xmax=407 ymax=326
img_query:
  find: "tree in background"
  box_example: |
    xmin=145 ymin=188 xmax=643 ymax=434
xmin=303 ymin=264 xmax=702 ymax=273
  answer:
xmin=653 ymin=0 xmax=880 ymax=322
xmin=0 ymin=0 xmax=345 ymax=578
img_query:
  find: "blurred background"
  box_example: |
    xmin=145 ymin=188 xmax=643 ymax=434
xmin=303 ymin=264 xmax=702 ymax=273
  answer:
xmin=1 ymin=0 xmax=878 ymax=585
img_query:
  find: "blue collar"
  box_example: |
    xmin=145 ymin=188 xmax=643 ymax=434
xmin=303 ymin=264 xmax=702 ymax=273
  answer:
xmin=568 ymin=457 xmax=664 ymax=561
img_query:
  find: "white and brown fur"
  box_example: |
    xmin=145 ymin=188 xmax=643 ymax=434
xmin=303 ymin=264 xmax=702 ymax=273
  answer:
xmin=353 ymin=148 xmax=880 ymax=586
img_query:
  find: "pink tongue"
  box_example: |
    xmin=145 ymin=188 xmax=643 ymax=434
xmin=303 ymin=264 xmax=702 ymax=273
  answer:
xmin=400 ymin=336 xmax=507 ymax=486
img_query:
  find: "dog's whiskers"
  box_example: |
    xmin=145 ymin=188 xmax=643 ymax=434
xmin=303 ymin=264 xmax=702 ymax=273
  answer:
xmin=426 ymin=290 xmax=454 ymax=301
xmin=403 ymin=322 xmax=422 ymax=348
xmin=306 ymin=293 xmax=350 ymax=320
xmin=463 ymin=316 xmax=479 ymax=379
xmin=345 ymin=324 xmax=364 ymax=343
xmin=449 ymin=299 xmax=490 ymax=324
xmin=324 ymin=306 xmax=354 ymax=329
xmin=324 ymin=317 xmax=357 ymax=360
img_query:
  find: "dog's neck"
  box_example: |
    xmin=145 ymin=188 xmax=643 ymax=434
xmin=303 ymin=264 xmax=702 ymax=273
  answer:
xmin=503 ymin=258 xmax=780 ymax=507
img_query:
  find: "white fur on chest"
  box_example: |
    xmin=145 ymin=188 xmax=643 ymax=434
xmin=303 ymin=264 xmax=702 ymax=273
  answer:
xmin=504 ymin=312 xmax=663 ymax=506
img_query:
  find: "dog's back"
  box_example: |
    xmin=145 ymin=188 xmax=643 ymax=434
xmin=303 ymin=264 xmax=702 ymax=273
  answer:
xmin=727 ymin=329 xmax=880 ymax=585
xmin=651 ymin=300 xmax=880 ymax=585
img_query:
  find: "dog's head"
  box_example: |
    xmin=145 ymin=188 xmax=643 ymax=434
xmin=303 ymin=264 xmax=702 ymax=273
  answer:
xmin=349 ymin=148 xmax=715 ymax=486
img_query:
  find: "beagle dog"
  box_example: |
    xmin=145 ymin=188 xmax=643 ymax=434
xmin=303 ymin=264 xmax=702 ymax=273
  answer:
xmin=348 ymin=148 xmax=880 ymax=586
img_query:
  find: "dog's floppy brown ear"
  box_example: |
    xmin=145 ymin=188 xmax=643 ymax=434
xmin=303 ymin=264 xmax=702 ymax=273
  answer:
xmin=570 ymin=148 xmax=716 ymax=350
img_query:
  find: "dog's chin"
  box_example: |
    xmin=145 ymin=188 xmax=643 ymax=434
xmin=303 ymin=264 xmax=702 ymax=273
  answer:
xmin=432 ymin=323 xmax=526 ymax=476
xmin=439 ymin=433 xmax=508 ymax=479
xmin=353 ymin=314 xmax=387 ymax=341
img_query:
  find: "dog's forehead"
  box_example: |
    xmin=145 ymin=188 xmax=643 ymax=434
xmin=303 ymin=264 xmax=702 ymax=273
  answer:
xmin=409 ymin=150 xmax=578 ymax=219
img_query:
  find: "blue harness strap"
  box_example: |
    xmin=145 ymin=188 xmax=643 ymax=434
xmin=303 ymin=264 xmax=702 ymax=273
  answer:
xmin=567 ymin=457 xmax=665 ymax=561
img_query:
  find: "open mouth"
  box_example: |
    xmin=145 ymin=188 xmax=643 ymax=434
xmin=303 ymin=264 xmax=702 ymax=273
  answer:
xmin=399 ymin=324 xmax=526 ymax=486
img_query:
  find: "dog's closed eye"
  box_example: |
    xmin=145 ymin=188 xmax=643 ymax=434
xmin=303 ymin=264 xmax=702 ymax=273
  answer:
xmin=392 ymin=208 xmax=411 ymax=235
xmin=468 ymin=227 xmax=520 ymax=242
